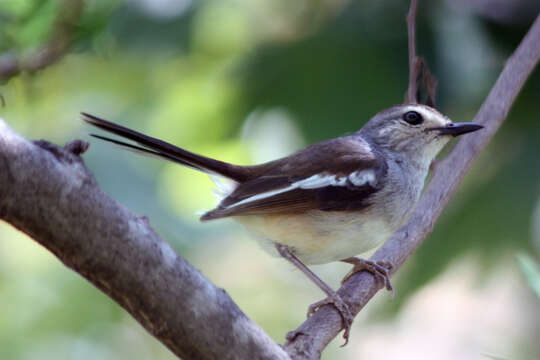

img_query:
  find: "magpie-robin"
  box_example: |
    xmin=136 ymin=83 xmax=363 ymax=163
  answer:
xmin=82 ymin=104 xmax=482 ymax=340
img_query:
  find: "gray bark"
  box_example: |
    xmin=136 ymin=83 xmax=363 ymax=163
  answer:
xmin=0 ymin=128 xmax=289 ymax=360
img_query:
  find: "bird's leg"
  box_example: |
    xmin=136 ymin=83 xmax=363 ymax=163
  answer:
xmin=341 ymin=257 xmax=394 ymax=295
xmin=275 ymin=244 xmax=354 ymax=344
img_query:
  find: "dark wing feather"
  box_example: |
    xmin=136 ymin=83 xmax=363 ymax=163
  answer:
xmin=201 ymin=137 xmax=387 ymax=220
xmin=316 ymin=185 xmax=379 ymax=211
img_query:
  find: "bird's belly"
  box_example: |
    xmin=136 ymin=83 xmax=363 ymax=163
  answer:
xmin=234 ymin=211 xmax=393 ymax=265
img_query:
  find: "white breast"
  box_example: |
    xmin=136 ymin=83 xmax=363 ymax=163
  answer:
xmin=234 ymin=210 xmax=393 ymax=265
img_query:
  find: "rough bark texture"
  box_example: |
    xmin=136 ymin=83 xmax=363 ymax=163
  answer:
xmin=283 ymin=13 xmax=540 ymax=360
xmin=0 ymin=130 xmax=289 ymax=360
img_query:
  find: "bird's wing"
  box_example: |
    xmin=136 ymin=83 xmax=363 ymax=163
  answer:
xmin=201 ymin=137 xmax=387 ymax=220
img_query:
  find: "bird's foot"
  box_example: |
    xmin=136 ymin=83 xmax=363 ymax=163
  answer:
xmin=306 ymin=293 xmax=354 ymax=346
xmin=341 ymin=258 xmax=394 ymax=296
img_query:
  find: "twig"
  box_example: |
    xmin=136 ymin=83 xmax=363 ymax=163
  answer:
xmin=283 ymin=12 xmax=540 ymax=360
xmin=0 ymin=134 xmax=290 ymax=360
xmin=0 ymin=0 xmax=84 ymax=82
xmin=404 ymin=0 xmax=438 ymax=106
xmin=405 ymin=0 xmax=419 ymax=103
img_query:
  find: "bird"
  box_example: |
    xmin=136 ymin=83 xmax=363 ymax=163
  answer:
xmin=82 ymin=104 xmax=482 ymax=341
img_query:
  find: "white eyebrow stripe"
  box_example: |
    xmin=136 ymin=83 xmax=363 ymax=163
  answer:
xmin=224 ymin=170 xmax=376 ymax=209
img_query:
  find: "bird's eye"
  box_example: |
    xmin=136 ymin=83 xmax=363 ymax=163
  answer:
xmin=403 ymin=111 xmax=423 ymax=125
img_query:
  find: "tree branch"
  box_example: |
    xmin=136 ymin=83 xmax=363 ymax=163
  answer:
xmin=0 ymin=0 xmax=84 ymax=82
xmin=283 ymin=12 xmax=540 ymax=360
xmin=0 ymin=133 xmax=289 ymax=359
xmin=405 ymin=0 xmax=419 ymax=103
xmin=404 ymin=0 xmax=438 ymax=107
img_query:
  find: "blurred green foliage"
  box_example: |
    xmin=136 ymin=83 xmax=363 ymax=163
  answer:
xmin=0 ymin=0 xmax=539 ymax=359
xmin=517 ymin=253 xmax=540 ymax=298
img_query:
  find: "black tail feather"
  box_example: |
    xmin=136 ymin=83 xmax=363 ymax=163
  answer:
xmin=89 ymin=133 xmax=203 ymax=171
xmin=82 ymin=113 xmax=251 ymax=182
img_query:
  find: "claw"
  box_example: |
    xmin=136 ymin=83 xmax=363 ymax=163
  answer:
xmin=307 ymin=293 xmax=354 ymax=346
xmin=342 ymin=258 xmax=394 ymax=297
xmin=274 ymin=244 xmax=357 ymax=344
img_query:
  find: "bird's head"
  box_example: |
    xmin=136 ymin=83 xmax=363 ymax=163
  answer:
xmin=358 ymin=104 xmax=482 ymax=167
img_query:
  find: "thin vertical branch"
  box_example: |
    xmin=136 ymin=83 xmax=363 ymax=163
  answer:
xmin=406 ymin=0 xmax=420 ymax=103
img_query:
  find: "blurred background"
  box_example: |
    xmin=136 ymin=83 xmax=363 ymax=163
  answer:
xmin=1 ymin=0 xmax=539 ymax=359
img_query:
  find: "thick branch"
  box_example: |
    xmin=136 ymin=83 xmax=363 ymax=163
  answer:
xmin=284 ymin=12 xmax=540 ymax=360
xmin=0 ymin=129 xmax=289 ymax=359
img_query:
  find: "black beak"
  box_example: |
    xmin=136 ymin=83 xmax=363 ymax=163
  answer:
xmin=428 ymin=122 xmax=484 ymax=137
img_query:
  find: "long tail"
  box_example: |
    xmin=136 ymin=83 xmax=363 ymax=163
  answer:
xmin=81 ymin=113 xmax=251 ymax=182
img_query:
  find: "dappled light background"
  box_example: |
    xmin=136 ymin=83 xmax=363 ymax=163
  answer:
xmin=1 ymin=0 xmax=539 ymax=359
